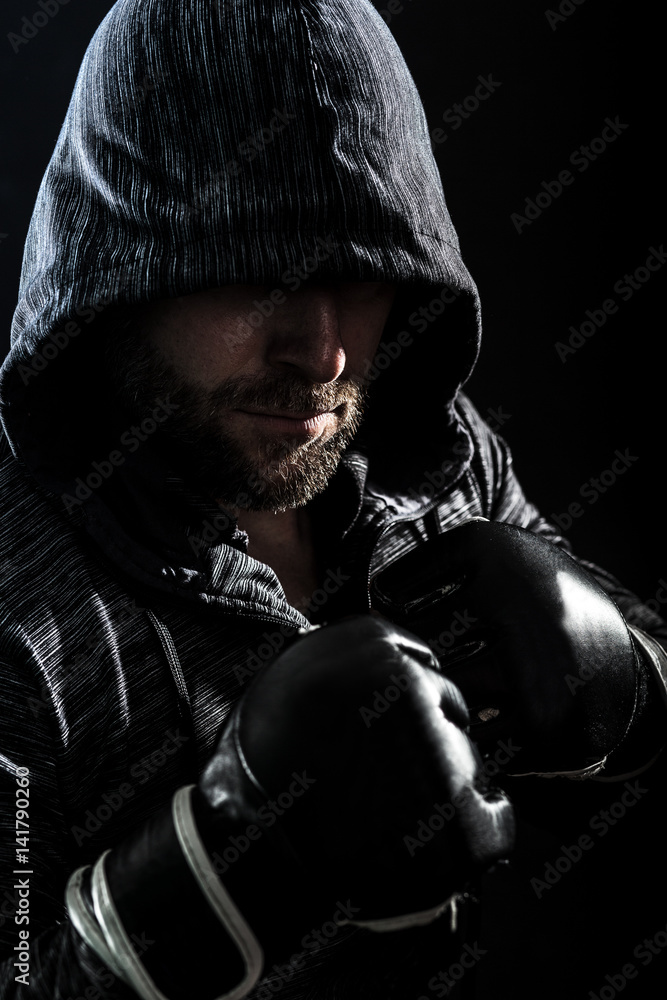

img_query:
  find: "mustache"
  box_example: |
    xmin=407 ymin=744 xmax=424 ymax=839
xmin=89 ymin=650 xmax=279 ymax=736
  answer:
xmin=206 ymin=371 xmax=368 ymax=412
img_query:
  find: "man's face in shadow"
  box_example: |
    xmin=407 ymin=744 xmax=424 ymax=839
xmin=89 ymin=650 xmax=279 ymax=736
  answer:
xmin=104 ymin=281 xmax=396 ymax=511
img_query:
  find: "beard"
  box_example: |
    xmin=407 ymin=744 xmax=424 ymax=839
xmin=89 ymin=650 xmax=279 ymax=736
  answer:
xmin=102 ymin=316 xmax=369 ymax=512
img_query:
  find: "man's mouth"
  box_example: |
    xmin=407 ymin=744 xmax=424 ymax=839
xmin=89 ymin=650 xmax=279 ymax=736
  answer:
xmin=233 ymin=406 xmax=342 ymax=437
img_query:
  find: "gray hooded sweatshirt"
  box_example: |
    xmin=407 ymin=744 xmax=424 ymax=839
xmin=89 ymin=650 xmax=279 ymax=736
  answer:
xmin=1 ymin=1 xmax=665 ymax=998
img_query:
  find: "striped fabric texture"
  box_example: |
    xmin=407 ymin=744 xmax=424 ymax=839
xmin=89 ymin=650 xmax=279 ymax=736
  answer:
xmin=0 ymin=2 xmax=665 ymax=998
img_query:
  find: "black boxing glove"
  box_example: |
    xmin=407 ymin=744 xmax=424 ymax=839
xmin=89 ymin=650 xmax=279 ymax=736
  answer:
xmin=65 ymin=614 xmax=514 ymax=1000
xmin=370 ymin=519 xmax=667 ymax=780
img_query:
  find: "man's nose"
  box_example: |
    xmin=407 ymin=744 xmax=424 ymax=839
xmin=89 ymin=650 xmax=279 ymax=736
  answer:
xmin=266 ymin=288 xmax=346 ymax=384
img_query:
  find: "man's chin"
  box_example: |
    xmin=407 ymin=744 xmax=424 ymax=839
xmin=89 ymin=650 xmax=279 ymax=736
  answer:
xmin=210 ymin=435 xmax=351 ymax=513
xmin=217 ymin=459 xmax=335 ymax=513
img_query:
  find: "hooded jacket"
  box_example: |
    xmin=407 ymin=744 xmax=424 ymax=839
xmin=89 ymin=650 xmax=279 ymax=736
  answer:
xmin=1 ymin=1 xmax=666 ymax=998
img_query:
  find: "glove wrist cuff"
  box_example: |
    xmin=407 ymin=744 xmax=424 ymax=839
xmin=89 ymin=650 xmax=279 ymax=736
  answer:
xmin=595 ymin=627 xmax=667 ymax=780
xmin=629 ymin=626 xmax=667 ymax=707
xmin=66 ymin=787 xmax=263 ymax=1000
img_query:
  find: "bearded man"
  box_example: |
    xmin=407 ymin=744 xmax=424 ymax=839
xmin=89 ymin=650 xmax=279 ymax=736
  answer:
xmin=1 ymin=2 xmax=665 ymax=999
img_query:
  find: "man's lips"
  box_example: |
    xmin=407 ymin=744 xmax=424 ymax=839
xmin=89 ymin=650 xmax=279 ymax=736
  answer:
xmin=232 ymin=406 xmax=341 ymax=436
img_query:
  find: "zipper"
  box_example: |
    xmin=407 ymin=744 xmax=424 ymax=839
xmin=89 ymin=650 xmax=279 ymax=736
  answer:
xmin=144 ymin=608 xmax=199 ymax=775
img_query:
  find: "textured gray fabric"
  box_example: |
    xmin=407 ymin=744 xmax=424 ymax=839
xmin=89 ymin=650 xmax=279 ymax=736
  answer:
xmin=0 ymin=1 xmax=665 ymax=998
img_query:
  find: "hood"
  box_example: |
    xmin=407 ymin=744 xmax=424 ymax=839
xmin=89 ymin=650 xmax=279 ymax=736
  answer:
xmin=0 ymin=0 xmax=481 ymax=571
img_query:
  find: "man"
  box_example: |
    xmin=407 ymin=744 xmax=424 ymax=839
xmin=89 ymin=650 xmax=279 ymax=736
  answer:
xmin=0 ymin=1 xmax=665 ymax=998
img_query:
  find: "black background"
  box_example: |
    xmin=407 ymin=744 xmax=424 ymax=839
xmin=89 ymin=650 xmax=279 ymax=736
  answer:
xmin=0 ymin=0 xmax=664 ymax=602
